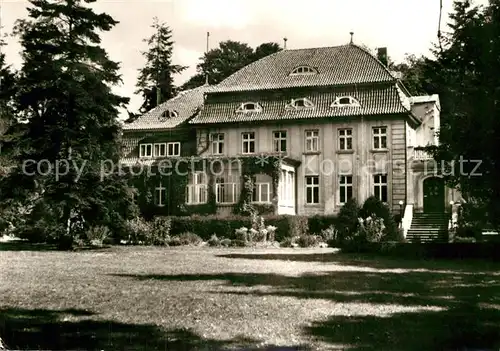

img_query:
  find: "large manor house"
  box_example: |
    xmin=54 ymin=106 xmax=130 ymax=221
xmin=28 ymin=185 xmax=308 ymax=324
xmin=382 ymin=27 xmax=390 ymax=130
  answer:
xmin=121 ymin=40 xmax=460 ymax=240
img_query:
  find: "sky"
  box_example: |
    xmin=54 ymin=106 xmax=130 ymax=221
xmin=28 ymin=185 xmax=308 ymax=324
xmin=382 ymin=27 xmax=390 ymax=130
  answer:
xmin=0 ymin=0 xmax=488 ymax=119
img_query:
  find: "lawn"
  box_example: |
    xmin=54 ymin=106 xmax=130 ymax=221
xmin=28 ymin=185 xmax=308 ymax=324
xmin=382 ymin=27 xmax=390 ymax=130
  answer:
xmin=1 ymin=243 xmax=500 ymax=350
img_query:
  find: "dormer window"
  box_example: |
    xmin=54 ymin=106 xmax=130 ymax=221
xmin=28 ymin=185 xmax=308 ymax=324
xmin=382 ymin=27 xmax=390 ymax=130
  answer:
xmin=290 ymin=65 xmax=318 ymax=75
xmin=158 ymin=110 xmax=178 ymax=121
xmin=286 ymin=98 xmax=314 ymax=110
xmin=236 ymin=102 xmax=262 ymax=113
xmin=331 ymin=96 xmax=361 ymax=107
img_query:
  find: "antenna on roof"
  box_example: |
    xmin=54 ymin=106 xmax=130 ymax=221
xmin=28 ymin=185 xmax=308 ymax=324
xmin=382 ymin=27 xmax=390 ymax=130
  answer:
xmin=283 ymin=37 xmax=288 ymax=50
xmin=350 ymin=32 xmax=354 ymax=44
xmin=204 ymin=32 xmax=210 ymax=86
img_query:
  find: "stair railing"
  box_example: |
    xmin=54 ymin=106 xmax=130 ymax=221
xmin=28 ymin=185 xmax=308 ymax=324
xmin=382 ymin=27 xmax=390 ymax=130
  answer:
xmin=401 ymin=204 xmax=414 ymax=240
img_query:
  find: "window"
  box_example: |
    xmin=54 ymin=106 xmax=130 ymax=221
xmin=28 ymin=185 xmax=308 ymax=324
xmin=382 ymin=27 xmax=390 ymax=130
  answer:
xmin=286 ymin=98 xmax=314 ymax=109
xmin=252 ymin=174 xmax=271 ymax=203
xmin=305 ymin=130 xmax=319 ymax=152
xmin=153 ymin=143 xmax=167 ymax=157
xmin=139 ymin=143 xmax=152 ymax=158
xmin=215 ymin=175 xmax=239 ymax=204
xmin=211 ymin=133 xmax=224 ymax=155
xmin=236 ymin=102 xmax=262 ymax=113
xmin=279 ymin=170 xmax=295 ymax=206
xmin=339 ymin=175 xmax=353 ymax=204
xmin=273 ymin=131 xmax=287 ymax=152
xmin=154 ymin=182 xmax=166 ymax=207
xmin=373 ymin=174 xmax=388 ymax=203
xmin=159 ymin=110 xmax=178 ymax=121
xmin=253 ymin=183 xmax=270 ymax=203
xmin=305 ymin=175 xmax=319 ymax=204
xmin=373 ymin=127 xmax=387 ymax=149
xmin=167 ymin=142 xmax=181 ymax=156
xmin=242 ymin=132 xmax=255 ymax=154
xmin=290 ymin=66 xmax=318 ymax=75
xmin=330 ymin=96 xmax=360 ymax=107
xmin=186 ymin=172 xmax=207 ymax=204
xmin=338 ymin=129 xmax=353 ymax=150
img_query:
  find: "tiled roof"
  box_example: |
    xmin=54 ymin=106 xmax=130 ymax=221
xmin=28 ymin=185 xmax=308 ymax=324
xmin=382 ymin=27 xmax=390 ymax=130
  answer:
xmin=211 ymin=44 xmax=395 ymax=93
xmin=123 ymin=84 xmax=213 ymax=131
xmin=190 ymin=84 xmax=409 ymax=124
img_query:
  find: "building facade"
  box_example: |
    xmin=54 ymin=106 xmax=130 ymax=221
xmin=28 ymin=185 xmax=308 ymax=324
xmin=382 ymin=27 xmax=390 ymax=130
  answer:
xmin=121 ymin=43 xmax=458 ymax=225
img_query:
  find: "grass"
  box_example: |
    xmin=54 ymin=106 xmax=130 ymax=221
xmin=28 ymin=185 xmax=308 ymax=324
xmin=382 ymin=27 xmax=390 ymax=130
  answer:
xmin=1 ymin=242 xmax=500 ymax=350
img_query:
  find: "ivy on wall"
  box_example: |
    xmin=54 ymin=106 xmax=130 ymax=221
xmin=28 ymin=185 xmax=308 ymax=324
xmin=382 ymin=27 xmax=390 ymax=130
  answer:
xmin=124 ymin=155 xmax=286 ymax=218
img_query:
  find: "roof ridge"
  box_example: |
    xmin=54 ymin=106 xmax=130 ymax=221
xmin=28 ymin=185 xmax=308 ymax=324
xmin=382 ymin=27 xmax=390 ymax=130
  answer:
xmin=136 ymin=84 xmax=212 ymax=118
xmin=282 ymin=43 xmax=351 ymax=52
xmin=352 ymin=43 xmax=397 ymax=83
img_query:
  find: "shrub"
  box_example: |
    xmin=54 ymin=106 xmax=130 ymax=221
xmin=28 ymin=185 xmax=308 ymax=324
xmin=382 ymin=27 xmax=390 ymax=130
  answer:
xmin=336 ymin=198 xmax=360 ymax=244
xmin=360 ymin=196 xmax=397 ymax=240
xmin=167 ymin=214 xmax=307 ymax=243
xmin=207 ymin=234 xmax=221 ymax=247
xmin=288 ymin=216 xmax=309 ymax=239
xmin=266 ymin=225 xmax=277 ymax=241
xmin=280 ymin=237 xmax=295 ymax=247
xmin=235 ymin=227 xmax=249 ymax=241
xmin=357 ymin=215 xmax=385 ymax=243
xmin=168 ymin=237 xmax=182 ymax=246
xmin=230 ymin=239 xmax=247 ymax=247
xmin=220 ymin=238 xmax=232 ymax=247
xmin=320 ymin=225 xmax=339 ymax=247
xmin=124 ymin=218 xmax=152 ymax=245
xmin=454 ymin=236 xmax=477 ymax=243
xmin=150 ymin=217 xmax=172 ymax=245
xmin=176 ymin=232 xmax=203 ymax=246
xmin=297 ymin=235 xmax=319 ymax=248
xmin=308 ymin=215 xmax=338 ymax=235
xmin=84 ymin=225 xmax=111 ymax=247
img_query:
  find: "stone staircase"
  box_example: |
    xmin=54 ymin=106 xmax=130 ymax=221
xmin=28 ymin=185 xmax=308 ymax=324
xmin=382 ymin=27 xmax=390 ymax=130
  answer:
xmin=406 ymin=212 xmax=449 ymax=243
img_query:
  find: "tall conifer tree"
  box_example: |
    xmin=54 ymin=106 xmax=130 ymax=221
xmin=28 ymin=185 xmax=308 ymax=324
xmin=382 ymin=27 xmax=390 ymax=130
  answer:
xmin=1 ymin=0 xmax=136 ymax=248
xmin=136 ymin=17 xmax=187 ymax=113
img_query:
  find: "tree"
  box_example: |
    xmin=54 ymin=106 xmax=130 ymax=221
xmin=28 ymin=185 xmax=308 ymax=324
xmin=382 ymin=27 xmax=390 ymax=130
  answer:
xmin=1 ymin=0 xmax=137 ymax=248
xmin=424 ymin=0 xmax=500 ymax=230
xmin=0 ymin=31 xmax=16 ymax=131
xmin=180 ymin=41 xmax=282 ymax=90
xmin=391 ymin=54 xmax=434 ymax=96
xmin=135 ymin=17 xmax=187 ymax=113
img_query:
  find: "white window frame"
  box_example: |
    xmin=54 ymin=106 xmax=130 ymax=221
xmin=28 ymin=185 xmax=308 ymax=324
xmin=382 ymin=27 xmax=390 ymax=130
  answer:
xmin=154 ymin=182 xmax=166 ymax=207
xmin=236 ymin=102 xmax=263 ymax=113
xmin=139 ymin=143 xmax=153 ymax=158
xmin=215 ymin=176 xmax=239 ymax=204
xmin=153 ymin=143 xmax=167 ymax=157
xmin=330 ymin=96 xmax=361 ymax=107
xmin=305 ymin=175 xmax=320 ymax=204
xmin=160 ymin=110 xmax=178 ymax=119
xmin=305 ymin=130 xmax=319 ymax=152
xmin=252 ymin=182 xmax=271 ymax=203
xmin=241 ymin=132 xmax=256 ymax=154
xmin=186 ymin=172 xmax=208 ymax=205
xmin=338 ymin=129 xmax=353 ymax=151
xmin=373 ymin=127 xmax=387 ymax=150
xmin=273 ymin=130 xmax=287 ymax=153
xmin=166 ymin=142 xmax=181 ymax=156
xmin=290 ymin=66 xmax=317 ymax=75
xmin=339 ymin=175 xmax=353 ymax=204
xmin=210 ymin=133 xmax=224 ymax=155
xmin=287 ymin=98 xmax=314 ymax=109
xmin=373 ymin=174 xmax=388 ymax=203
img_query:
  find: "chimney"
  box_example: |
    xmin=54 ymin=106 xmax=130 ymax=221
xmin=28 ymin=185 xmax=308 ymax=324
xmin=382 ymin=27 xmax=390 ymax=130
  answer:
xmin=377 ymin=47 xmax=388 ymax=67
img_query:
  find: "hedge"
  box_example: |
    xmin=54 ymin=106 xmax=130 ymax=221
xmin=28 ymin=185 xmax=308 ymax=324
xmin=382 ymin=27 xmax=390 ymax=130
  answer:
xmin=165 ymin=214 xmax=309 ymax=241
